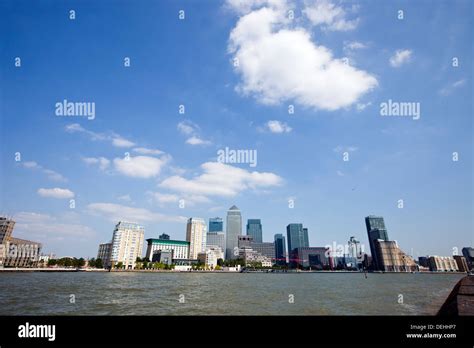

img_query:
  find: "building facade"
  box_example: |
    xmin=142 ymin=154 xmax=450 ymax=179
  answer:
xmin=145 ymin=238 xmax=190 ymax=260
xmin=209 ymin=217 xmax=224 ymax=232
xmin=110 ymin=221 xmax=145 ymax=269
xmin=206 ymin=231 xmax=225 ymax=255
xmin=186 ymin=218 xmax=207 ymax=259
xmin=250 ymin=242 xmax=275 ymax=261
xmin=428 ymin=256 xmax=459 ymax=272
xmin=462 ymin=247 xmax=474 ymax=270
xmin=97 ymin=242 xmax=112 ymax=267
xmin=3 ymin=237 xmax=42 ymax=267
xmin=246 ymin=219 xmax=262 ymax=243
xmin=374 ymin=240 xmax=417 ymax=272
xmin=0 ymin=217 xmax=15 ymax=244
xmin=238 ymin=235 xmax=253 ymax=248
xmin=286 ymin=224 xmax=309 ymax=267
xmin=365 ymin=216 xmax=390 ymax=270
xmin=226 ymin=205 xmax=242 ymax=260
xmin=274 ymin=234 xmax=286 ymax=265
xmin=292 ymin=247 xmax=331 ymax=270
xmin=453 ymin=255 xmax=469 ymax=272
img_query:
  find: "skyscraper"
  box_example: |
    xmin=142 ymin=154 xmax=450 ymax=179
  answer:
xmin=365 ymin=216 xmax=389 ymax=270
xmin=246 ymin=219 xmax=263 ymax=243
xmin=226 ymin=205 xmax=242 ymax=260
xmin=186 ymin=218 xmax=207 ymax=259
xmin=110 ymin=221 xmax=145 ymax=269
xmin=286 ymin=224 xmax=309 ymax=267
xmin=209 ymin=217 xmax=224 ymax=232
xmin=274 ymin=234 xmax=286 ymax=265
xmin=206 ymin=231 xmax=226 ymax=256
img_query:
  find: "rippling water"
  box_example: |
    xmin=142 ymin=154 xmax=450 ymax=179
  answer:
xmin=0 ymin=272 xmax=464 ymax=315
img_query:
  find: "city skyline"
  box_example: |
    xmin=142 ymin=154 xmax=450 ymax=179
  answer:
xmin=1 ymin=0 xmax=472 ymax=259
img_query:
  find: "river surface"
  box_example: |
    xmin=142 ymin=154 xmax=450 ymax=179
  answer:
xmin=0 ymin=272 xmax=464 ymax=315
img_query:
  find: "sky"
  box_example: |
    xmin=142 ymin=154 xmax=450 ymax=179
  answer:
xmin=0 ymin=0 xmax=472 ymax=259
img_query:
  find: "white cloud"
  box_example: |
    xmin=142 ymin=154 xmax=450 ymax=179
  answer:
xmin=177 ymin=120 xmax=212 ymax=145
xmin=21 ymin=161 xmax=66 ymax=182
xmin=159 ymin=161 xmax=283 ymax=198
xmin=333 ymin=145 xmax=358 ymax=153
xmin=113 ymin=155 xmax=169 ymax=178
xmin=37 ymin=188 xmax=75 ymax=199
xmin=151 ymin=192 xmax=180 ymax=204
xmin=356 ymin=102 xmax=372 ymax=111
xmin=439 ymin=79 xmax=466 ymax=96
xmin=87 ymin=203 xmax=186 ymax=223
xmin=264 ymin=120 xmax=292 ymax=133
xmin=389 ymin=49 xmax=412 ymax=67
xmin=117 ymin=194 xmax=132 ymax=202
xmin=65 ymin=123 xmax=135 ymax=148
xmin=303 ymin=0 xmax=359 ymax=31
xmin=82 ymin=157 xmax=110 ymax=171
xmin=228 ymin=5 xmax=377 ymax=111
xmin=186 ymin=136 xmax=212 ymax=146
xmin=132 ymin=147 xmax=164 ymax=155
xmin=112 ymin=137 xmax=135 ymax=148
xmin=343 ymin=41 xmax=367 ymax=53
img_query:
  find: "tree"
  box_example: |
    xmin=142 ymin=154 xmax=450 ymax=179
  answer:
xmin=116 ymin=262 xmax=123 ymax=269
xmin=95 ymin=258 xmax=103 ymax=269
xmin=47 ymin=259 xmax=57 ymax=267
xmin=217 ymin=258 xmax=224 ymax=266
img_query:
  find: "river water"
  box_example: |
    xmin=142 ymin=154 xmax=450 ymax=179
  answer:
xmin=0 ymin=272 xmax=464 ymax=315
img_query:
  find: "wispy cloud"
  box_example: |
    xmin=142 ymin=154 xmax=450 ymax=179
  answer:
xmin=260 ymin=120 xmax=292 ymax=134
xmin=333 ymin=145 xmax=358 ymax=153
xmin=389 ymin=49 xmax=413 ymax=67
xmin=177 ymin=120 xmax=212 ymax=146
xmin=65 ymin=123 xmax=135 ymax=148
xmin=438 ymin=79 xmax=466 ymax=96
xmin=303 ymin=0 xmax=360 ymax=32
xmin=21 ymin=161 xmax=66 ymax=182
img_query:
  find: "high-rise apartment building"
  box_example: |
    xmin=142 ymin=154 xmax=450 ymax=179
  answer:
xmin=365 ymin=216 xmax=389 ymax=270
xmin=226 ymin=205 xmax=242 ymax=260
xmin=97 ymin=242 xmax=112 ymax=267
xmin=110 ymin=221 xmax=145 ymax=269
xmin=246 ymin=219 xmax=262 ymax=243
xmin=374 ymin=240 xmax=417 ymax=272
xmin=186 ymin=218 xmax=207 ymax=259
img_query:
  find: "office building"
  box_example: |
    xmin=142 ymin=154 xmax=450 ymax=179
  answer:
xmin=198 ymin=247 xmax=223 ymax=269
xmin=365 ymin=216 xmax=390 ymax=270
xmin=209 ymin=217 xmax=224 ymax=232
xmin=110 ymin=221 xmax=145 ymax=269
xmin=146 ymin=238 xmax=190 ymax=260
xmin=226 ymin=205 xmax=242 ymax=260
xmin=374 ymin=240 xmax=417 ymax=272
xmin=0 ymin=217 xmax=15 ymax=244
xmin=206 ymin=231 xmax=225 ymax=255
xmin=418 ymin=256 xmax=430 ymax=268
xmin=3 ymin=237 xmax=42 ymax=267
xmin=97 ymin=242 xmax=112 ymax=267
xmin=238 ymin=247 xmax=272 ymax=267
xmin=292 ymin=247 xmax=331 ymax=270
xmin=286 ymin=224 xmax=309 ymax=267
xmin=246 ymin=219 xmax=262 ymax=243
xmin=428 ymin=256 xmax=459 ymax=272
xmin=453 ymin=255 xmax=469 ymax=272
xmin=186 ymin=218 xmax=207 ymax=259
xmin=238 ymin=235 xmax=253 ymax=248
xmin=250 ymin=242 xmax=275 ymax=261
xmin=462 ymin=247 xmax=474 ymax=270
xmin=274 ymin=234 xmax=286 ymax=265
xmin=151 ymin=250 xmax=173 ymax=265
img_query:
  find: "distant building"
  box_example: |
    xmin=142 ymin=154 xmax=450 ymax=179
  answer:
xmin=226 ymin=206 xmax=242 ymax=260
xmin=374 ymin=240 xmax=417 ymax=272
xmin=428 ymin=256 xmax=459 ymax=272
xmin=159 ymin=233 xmax=170 ymax=240
xmin=274 ymin=234 xmax=286 ymax=265
xmin=418 ymin=256 xmax=430 ymax=268
xmin=365 ymin=216 xmax=390 ymax=270
xmin=0 ymin=217 xmax=15 ymax=244
xmin=97 ymin=242 xmax=112 ymax=267
xmin=293 ymin=247 xmax=331 ymax=270
xmin=110 ymin=221 xmax=145 ymax=269
xmin=453 ymin=255 xmax=469 ymax=272
xmin=206 ymin=232 xmax=225 ymax=256
xmin=250 ymin=242 xmax=275 ymax=262
xmin=462 ymin=247 xmax=474 ymax=270
xmin=209 ymin=217 xmax=223 ymax=232
xmin=286 ymin=224 xmax=309 ymax=267
xmin=145 ymin=238 xmax=190 ymax=260
xmin=3 ymin=237 xmax=42 ymax=267
xmin=151 ymin=250 xmax=173 ymax=265
xmin=238 ymin=235 xmax=253 ymax=248
xmin=345 ymin=236 xmax=363 ymax=269
xmin=246 ymin=219 xmax=262 ymax=243
xmin=198 ymin=247 xmax=223 ymax=269
xmin=238 ymin=247 xmax=272 ymax=267
xmin=186 ymin=218 xmax=207 ymax=259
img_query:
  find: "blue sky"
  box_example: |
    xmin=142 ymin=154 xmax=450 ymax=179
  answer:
xmin=1 ymin=0 xmax=472 ymax=258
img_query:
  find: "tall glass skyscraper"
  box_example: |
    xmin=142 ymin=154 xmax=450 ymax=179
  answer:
xmin=246 ymin=219 xmax=262 ymax=243
xmin=225 ymin=205 xmax=242 ymax=260
xmin=365 ymin=216 xmax=389 ymax=270
xmin=274 ymin=234 xmax=286 ymax=265
xmin=209 ymin=217 xmax=223 ymax=232
xmin=286 ymin=224 xmax=309 ymax=266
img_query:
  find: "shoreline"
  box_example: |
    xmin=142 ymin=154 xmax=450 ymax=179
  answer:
xmin=0 ymin=268 xmax=470 ymax=275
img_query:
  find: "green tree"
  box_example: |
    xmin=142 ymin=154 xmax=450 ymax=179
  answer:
xmin=95 ymin=258 xmax=103 ymax=269
xmin=116 ymin=262 xmax=123 ymax=269
xmin=47 ymin=259 xmax=57 ymax=266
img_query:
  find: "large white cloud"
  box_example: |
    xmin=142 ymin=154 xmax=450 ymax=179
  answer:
xmin=37 ymin=188 xmax=75 ymax=199
xmin=113 ymin=155 xmax=169 ymax=178
xmin=228 ymin=3 xmax=377 ymax=111
xmin=159 ymin=161 xmax=283 ymax=197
